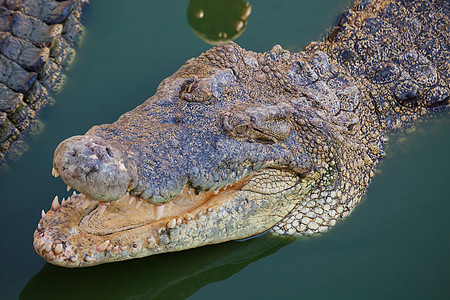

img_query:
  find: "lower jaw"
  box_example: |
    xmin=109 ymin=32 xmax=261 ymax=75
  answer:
xmin=33 ymin=179 xmax=255 ymax=267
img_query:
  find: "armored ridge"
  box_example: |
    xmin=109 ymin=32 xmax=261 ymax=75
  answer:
xmin=0 ymin=0 xmax=88 ymax=167
xmin=34 ymin=0 xmax=448 ymax=267
xmin=271 ymin=0 xmax=450 ymax=233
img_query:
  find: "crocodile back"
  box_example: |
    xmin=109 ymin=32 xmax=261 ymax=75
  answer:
xmin=318 ymin=0 xmax=449 ymax=129
xmin=273 ymin=0 xmax=449 ymax=235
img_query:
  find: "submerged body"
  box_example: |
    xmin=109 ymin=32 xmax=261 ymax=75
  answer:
xmin=34 ymin=0 xmax=449 ymax=267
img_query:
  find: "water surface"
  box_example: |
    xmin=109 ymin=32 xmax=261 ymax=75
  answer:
xmin=0 ymin=0 xmax=448 ymax=299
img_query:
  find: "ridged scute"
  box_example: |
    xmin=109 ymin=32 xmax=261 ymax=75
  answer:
xmin=0 ymin=0 xmax=88 ymax=168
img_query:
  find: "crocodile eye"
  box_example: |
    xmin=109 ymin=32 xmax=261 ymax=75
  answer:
xmin=222 ymin=113 xmax=252 ymax=138
xmin=185 ymin=81 xmax=197 ymax=93
xmin=234 ymin=124 xmax=250 ymax=136
xmin=179 ymin=78 xmax=196 ymax=98
xmin=223 ymin=103 xmax=294 ymax=143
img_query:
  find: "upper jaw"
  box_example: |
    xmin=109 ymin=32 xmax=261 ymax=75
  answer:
xmin=53 ymin=135 xmax=138 ymax=202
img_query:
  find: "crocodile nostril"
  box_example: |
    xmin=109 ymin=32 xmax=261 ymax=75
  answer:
xmin=105 ymin=147 xmax=113 ymax=157
xmin=68 ymin=149 xmax=77 ymax=157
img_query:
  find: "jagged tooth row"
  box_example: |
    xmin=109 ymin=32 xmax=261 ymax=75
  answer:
xmin=43 ymin=191 xmax=81 ymax=220
xmin=51 ymin=162 xmax=237 ymax=219
xmin=213 ymin=182 xmax=235 ymax=194
xmin=47 ymin=190 xmax=163 ymax=218
xmin=36 ymin=181 xmax=241 ymax=266
xmin=78 ymin=192 xmax=163 ymax=217
xmin=34 ymin=196 xmax=216 ymax=266
xmin=45 ymin=180 xmax=237 ymax=223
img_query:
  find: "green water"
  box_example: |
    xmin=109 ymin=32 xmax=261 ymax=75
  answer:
xmin=0 ymin=0 xmax=449 ymax=299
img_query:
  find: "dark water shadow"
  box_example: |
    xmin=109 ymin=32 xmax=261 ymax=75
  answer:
xmin=20 ymin=234 xmax=293 ymax=300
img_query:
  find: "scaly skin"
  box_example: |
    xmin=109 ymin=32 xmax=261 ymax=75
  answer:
xmin=34 ymin=0 xmax=449 ymax=267
xmin=0 ymin=0 xmax=87 ymax=167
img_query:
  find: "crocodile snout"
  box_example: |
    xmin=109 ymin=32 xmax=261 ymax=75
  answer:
xmin=53 ymin=135 xmax=137 ymax=202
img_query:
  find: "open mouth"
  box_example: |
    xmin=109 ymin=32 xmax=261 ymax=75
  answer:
xmin=73 ymin=174 xmax=249 ymax=236
xmin=34 ymin=167 xmax=302 ymax=267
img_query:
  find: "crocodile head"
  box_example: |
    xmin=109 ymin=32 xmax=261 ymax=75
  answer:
xmin=34 ymin=42 xmax=339 ymax=267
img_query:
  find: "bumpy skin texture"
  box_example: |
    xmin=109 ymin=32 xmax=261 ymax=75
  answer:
xmin=34 ymin=0 xmax=449 ymax=267
xmin=0 ymin=0 xmax=87 ymax=167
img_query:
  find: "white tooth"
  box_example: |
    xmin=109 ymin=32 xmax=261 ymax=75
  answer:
xmin=66 ymin=185 xmax=71 ymax=192
xmin=97 ymin=202 xmax=109 ymax=216
xmin=51 ymin=196 xmax=60 ymax=211
xmin=43 ymin=242 xmax=52 ymax=252
xmin=37 ymin=239 xmax=45 ymax=248
xmin=96 ymin=240 xmax=110 ymax=252
xmin=53 ymin=243 xmax=63 ymax=254
xmin=72 ymin=191 xmax=77 ymax=196
xmin=84 ymin=255 xmax=93 ymax=262
xmin=167 ymin=218 xmax=176 ymax=229
xmin=82 ymin=198 xmax=92 ymax=209
xmin=154 ymin=205 xmax=164 ymax=220
xmin=61 ymin=198 xmax=66 ymax=205
xmin=52 ymin=167 xmax=59 ymax=178
xmin=41 ymin=210 xmax=46 ymax=219
xmin=213 ymin=189 xmax=219 ymax=195
xmin=128 ymin=196 xmax=135 ymax=205
xmin=136 ymin=200 xmax=142 ymax=208
xmin=223 ymin=185 xmax=227 ymax=190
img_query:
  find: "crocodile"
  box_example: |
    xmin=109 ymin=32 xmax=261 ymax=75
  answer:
xmin=0 ymin=0 xmax=87 ymax=168
xmin=34 ymin=0 xmax=449 ymax=267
